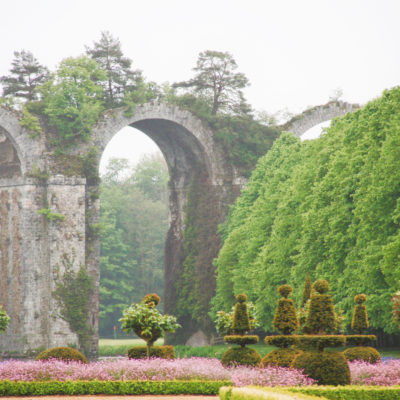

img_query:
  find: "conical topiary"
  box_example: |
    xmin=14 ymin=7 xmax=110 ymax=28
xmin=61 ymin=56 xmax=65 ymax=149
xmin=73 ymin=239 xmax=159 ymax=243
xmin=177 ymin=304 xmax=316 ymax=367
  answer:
xmin=301 ymin=274 xmax=312 ymax=307
xmin=351 ymin=294 xmax=369 ymax=334
xmin=273 ymin=285 xmax=299 ymax=334
xmin=231 ymin=293 xmax=250 ymax=335
xmin=305 ymin=279 xmax=336 ymax=334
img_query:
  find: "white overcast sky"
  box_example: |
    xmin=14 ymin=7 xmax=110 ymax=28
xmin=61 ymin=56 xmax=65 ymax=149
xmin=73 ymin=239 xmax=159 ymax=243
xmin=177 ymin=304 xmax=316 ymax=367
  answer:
xmin=1 ymin=0 xmax=399 ymax=171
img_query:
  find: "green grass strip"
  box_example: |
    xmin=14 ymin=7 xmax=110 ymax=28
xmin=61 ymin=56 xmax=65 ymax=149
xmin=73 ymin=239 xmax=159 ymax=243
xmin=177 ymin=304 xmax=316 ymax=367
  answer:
xmin=0 ymin=380 xmax=231 ymax=396
xmin=219 ymin=387 xmax=328 ymax=400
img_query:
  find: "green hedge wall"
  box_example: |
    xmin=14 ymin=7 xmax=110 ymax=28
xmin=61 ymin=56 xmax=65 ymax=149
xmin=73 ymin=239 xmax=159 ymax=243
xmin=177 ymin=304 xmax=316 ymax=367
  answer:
xmin=0 ymin=380 xmax=231 ymax=396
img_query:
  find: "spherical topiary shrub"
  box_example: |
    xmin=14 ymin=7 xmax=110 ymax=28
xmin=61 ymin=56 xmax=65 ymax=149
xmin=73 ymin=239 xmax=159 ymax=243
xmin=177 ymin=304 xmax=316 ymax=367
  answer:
xmin=36 ymin=346 xmax=88 ymax=363
xmin=231 ymin=294 xmax=250 ymax=334
xmin=273 ymin=285 xmax=299 ymax=335
xmin=261 ymin=348 xmax=303 ymax=368
xmin=305 ymin=279 xmax=336 ymax=334
xmin=351 ymin=294 xmax=369 ymax=334
xmin=221 ymin=346 xmax=262 ymax=367
xmin=291 ymin=351 xmax=350 ymax=385
xmin=343 ymin=346 xmax=381 ymax=364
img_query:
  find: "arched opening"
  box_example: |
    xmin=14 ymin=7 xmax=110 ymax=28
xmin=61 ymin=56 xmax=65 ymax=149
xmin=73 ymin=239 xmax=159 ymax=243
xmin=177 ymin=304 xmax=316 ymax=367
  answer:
xmin=98 ymin=127 xmax=169 ymax=339
xmin=0 ymin=127 xmax=21 ymax=178
xmin=300 ymin=120 xmax=332 ymax=141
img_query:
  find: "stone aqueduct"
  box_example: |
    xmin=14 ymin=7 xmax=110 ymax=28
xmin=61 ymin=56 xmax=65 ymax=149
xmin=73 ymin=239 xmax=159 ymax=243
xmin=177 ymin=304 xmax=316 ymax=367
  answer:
xmin=0 ymin=100 xmax=357 ymax=354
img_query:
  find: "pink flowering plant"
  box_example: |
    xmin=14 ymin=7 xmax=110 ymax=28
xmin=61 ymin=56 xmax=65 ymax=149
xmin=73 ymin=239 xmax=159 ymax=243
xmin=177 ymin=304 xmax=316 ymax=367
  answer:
xmin=0 ymin=357 xmax=312 ymax=386
xmin=349 ymin=359 xmax=400 ymax=386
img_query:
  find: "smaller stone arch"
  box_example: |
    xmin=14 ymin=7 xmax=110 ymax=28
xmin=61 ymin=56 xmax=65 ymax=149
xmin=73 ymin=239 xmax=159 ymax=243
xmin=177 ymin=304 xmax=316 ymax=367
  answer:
xmin=280 ymin=100 xmax=359 ymax=138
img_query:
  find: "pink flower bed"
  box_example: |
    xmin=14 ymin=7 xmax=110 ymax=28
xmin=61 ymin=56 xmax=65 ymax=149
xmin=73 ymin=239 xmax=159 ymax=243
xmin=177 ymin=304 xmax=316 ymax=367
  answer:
xmin=350 ymin=360 xmax=400 ymax=386
xmin=0 ymin=357 xmax=312 ymax=386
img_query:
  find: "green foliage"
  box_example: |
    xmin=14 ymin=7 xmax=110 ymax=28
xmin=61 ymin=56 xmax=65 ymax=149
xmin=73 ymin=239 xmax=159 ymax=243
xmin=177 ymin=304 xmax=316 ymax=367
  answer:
xmin=52 ymin=265 xmax=94 ymax=356
xmin=224 ymin=335 xmax=259 ymax=346
xmin=0 ymin=305 xmax=10 ymax=333
xmin=291 ymin=351 xmax=350 ymax=386
xmin=120 ymin=294 xmax=180 ymax=357
xmin=261 ymin=348 xmax=303 ymax=368
xmin=295 ymin=335 xmax=346 ymax=352
xmin=213 ymin=87 xmax=400 ymax=335
xmin=346 ymin=334 xmax=376 ymax=346
xmin=173 ymin=50 xmax=250 ymax=115
xmin=351 ymin=294 xmax=369 ymax=334
xmin=85 ymin=31 xmax=143 ymax=108
xmin=99 ymin=155 xmax=168 ymax=337
xmin=273 ymin=285 xmax=299 ymax=335
xmin=301 ymin=274 xmax=312 ymax=307
xmin=214 ymin=302 xmax=259 ymax=336
xmin=231 ymin=294 xmax=251 ymax=334
xmin=220 ymin=347 xmax=262 ymax=367
xmin=305 ymin=285 xmax=336 ymax=334
xmin=37 ymin=208 xmax=65 ymax=221
xmin=264 ymin=335 xmax=297 ymax=348
xmin=40 ymin=56 xmax=106 ymax=149
xmin=20 ymin=106 xmax=42 ymax=137
xmin=0 ymin=50 xmax=49 ymax=101
xmin=127 ymin=345 xmax=175 ymax=359
xmin=0 ymin=380 xmax=230 ymax=396
xmin=343 ymin=346 xmax=381 ymax=363
xmin=35 ymin=347 xmax=88 ymax=363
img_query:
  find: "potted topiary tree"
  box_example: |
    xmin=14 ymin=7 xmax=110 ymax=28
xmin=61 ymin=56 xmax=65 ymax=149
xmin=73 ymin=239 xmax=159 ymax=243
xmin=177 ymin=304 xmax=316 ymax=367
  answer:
xmin=262 ymin=284 xmax=302 ymax=367
xmin=120 ymin=293 xmax=180 ymax=359
xmin=221 ymin=294 xmax=261 ymax=366
xmin=291 ymin=279 xmax=350 ymax=386
xmin=344 ymin=294 xmax=379 ymax=363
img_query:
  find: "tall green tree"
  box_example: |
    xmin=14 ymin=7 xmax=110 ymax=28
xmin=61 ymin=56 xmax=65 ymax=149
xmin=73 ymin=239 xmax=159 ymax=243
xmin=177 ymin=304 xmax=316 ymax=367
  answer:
xmin=0 ymin=50 xmax=49 ymax=101
xmin=86 ymin=31 xmax=143 ymax=107
xmin=40 ymin=55 xmax=107 ymax=147
xmin=173 ymin=50 xmax=250 ymax=115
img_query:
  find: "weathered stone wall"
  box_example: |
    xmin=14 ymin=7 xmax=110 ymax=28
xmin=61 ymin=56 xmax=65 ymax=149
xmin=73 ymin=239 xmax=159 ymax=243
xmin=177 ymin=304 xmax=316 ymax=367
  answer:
xmin=280 ymin=100 xmax=359 ymax=137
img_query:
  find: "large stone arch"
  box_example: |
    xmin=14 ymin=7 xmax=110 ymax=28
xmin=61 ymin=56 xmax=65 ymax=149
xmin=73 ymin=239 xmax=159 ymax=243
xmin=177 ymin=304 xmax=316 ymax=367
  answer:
xmin=280 ymin=100 xmax=359 ymax=137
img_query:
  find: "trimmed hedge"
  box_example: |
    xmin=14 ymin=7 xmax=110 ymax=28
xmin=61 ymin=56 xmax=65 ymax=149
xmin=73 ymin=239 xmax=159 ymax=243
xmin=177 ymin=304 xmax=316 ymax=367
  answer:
xmin=35 ymin=347 xmax=88 ymax=363
xmin=346 ymin=334 xmax=376 ymax=346
xmin=224 ymin=335 xmax=259 ymax=346
xmin=295 ymin=335 xmax=346 ymax=351
xmin=343 ymin=346 xmax=381 ymax=363
xmin=0 ymin=380 xmax=231 ymax=396
xmin=221 ymin=347 xmax=261 ymax=366
xmin=261 ymin=348 xmax=303 ymax=368
xmin=219 ymin=387 xmax=328 ymax=400
xmin=264 ymin=335 xmax=297 ymax=348
xmin=127 ymin=345 xmax=175 ymax=359
xmin=288 ymin=386 xmax=400 ymax=400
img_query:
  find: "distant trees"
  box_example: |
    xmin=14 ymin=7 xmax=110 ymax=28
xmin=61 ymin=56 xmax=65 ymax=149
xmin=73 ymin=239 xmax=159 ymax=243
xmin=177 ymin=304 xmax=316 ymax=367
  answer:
xmin=86 ymin=31 xmax=144 ymax=107
xmin=0 ymin=50 xmax=49 ymax=101
xmin=173 ymin=50 xmax=251 ymax=115
xmin=99 ymin=154 xmax=169 ymax=337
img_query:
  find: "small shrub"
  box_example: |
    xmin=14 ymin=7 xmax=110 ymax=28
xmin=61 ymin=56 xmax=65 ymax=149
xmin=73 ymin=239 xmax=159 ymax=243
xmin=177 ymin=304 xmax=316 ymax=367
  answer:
xmin=343 ymin=346 xmax=381 ymax=363
xmin=127 ymin=345 xmax=175 ymax=359
xmin=220 ymin=347 xmax=261 ymax=367
xmin=35 ymin=346 xmax=88 ymax=363
xmin=261 ymin=348 xmax=303 ymax=368
xmin=291 ymin=350 xmax=350 ymax=386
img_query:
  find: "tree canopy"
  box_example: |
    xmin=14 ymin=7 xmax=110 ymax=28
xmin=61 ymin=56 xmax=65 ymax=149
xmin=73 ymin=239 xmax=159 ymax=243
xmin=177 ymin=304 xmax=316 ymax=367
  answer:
xmin=173 ymin=50 xmax=250 ymax=115
xmin=212 ymin=86 xmax=400 ymax=336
